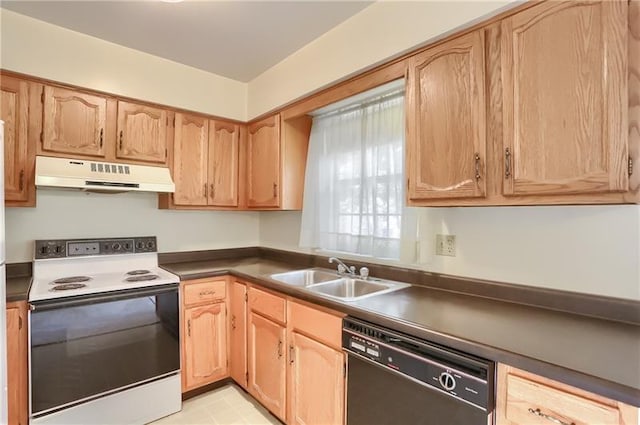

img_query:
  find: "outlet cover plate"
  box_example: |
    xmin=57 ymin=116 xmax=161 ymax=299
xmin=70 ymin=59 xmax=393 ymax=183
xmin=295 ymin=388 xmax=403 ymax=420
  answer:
xmin=436 ymin=234 xmax=456 ymax=257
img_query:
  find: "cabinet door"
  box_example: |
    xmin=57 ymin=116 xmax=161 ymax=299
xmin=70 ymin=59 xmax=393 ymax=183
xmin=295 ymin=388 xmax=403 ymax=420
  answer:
xmin=183 ymin=303 xmax=227 ymax=390
xmin=247 ymin=114 xmax=281 ymax=208
xmin=208 ymin=120 xmax=239 ymax=207
xmin=173 ymin=113 xmax=209 ymax=206
xmin=501 ymin=1 xmax=628 ymax=196
xmin=7 ymin=303 xmax=27 ymax=425
xmin=0 ymin=76 xmax=29 ymax=203
xmin=248 ymin=312 xmax=286 ymax=421
xmin=116 ymin=100 xmax=167 ymax=164
xmin=288 ymin=332 xmax=344 ymax=425
xmin=42 ymin=86 xmax=107 ymax=157
xmin=229 ymin=280 xmax=247 ymax=388
xmin=406 ymin=30 xmax=487 ymax=200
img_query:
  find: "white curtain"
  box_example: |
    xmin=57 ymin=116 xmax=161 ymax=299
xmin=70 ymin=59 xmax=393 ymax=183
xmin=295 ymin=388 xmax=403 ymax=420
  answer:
xmin=300 ymin=92 xmax=415 ymax=260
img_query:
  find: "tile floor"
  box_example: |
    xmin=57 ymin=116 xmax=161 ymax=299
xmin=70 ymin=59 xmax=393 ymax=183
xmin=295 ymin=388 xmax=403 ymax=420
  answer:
xmin=151 ymin=384 xmax=282 ymax=425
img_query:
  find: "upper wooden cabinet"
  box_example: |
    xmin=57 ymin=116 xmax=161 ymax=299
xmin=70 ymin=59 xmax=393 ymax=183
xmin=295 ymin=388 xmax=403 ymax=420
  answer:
xmin=169 ymin=114 xmax=241 ymax=208
xmin=172 ymin=113 xmax=209 ymax=206
xmin=247 ymin=114 xmax=281 ymax=208
xmin=501 ymin=0 xmax=628 ymax=197
xmin=42 ymin=86 xmax=108 ymax=158
xmin=246 ymin=114 xmax=311 ymax=210
xmin=116 ymin=100 xmax=168 ymax=165
xmin=209 ymin=121 xmax=240 ymax=207
xmin=406 ymin=29 xmax=487 ymax=201
xmin=1 ymin=75 xmax=35 ymax=206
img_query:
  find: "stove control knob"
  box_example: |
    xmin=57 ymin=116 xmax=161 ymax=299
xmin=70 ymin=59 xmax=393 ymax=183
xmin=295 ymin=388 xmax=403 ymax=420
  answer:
xmin=112 ymin=243 xmax=121 ymax=251
xmin=146 ymin=241 xmax=155 ymax=250
xmin=439 ymin=372 xmax=456 ymax=391
xmin=136 ymin=241 xmax=145 ymax=250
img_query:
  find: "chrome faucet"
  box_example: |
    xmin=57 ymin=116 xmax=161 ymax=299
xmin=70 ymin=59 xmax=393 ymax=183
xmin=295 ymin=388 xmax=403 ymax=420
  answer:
xmin=328 ymin=257 xmax=356 ymax=276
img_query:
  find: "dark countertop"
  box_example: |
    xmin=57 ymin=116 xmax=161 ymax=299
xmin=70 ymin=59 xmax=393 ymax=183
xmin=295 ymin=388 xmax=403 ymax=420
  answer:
xmin=162 ymin=258 xmax=640 ymax=407
xmin=5 ymin=276 xmax=31 ymax=303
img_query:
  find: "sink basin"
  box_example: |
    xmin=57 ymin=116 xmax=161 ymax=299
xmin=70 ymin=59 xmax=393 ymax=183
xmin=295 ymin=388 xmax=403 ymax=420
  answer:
xmin=308 ymin=277 xmax=410 ymax=302
xmin=269 ymin=269 xmax=340 ymax=287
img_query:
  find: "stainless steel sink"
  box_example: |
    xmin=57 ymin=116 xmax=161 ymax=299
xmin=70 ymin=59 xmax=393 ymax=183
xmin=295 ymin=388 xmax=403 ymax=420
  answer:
xmin=308 ymin=277 xmax=410 ymax=302
xmin=269 ymin=268 xmax=340 ymax=287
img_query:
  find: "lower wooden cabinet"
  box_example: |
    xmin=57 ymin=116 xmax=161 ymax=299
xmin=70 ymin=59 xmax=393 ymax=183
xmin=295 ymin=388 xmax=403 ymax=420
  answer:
xmin=7 ymin=301 xmax=28 ymax=425
xmin=496 ymin=364 xmax=639 ymax=425
xmin=181 ymin=278 xmax=228 ymax=392
xmin=248 ymin=308 xmax=287 ymax=421
xmin=229 ymin=280 xmax=247 ymax=389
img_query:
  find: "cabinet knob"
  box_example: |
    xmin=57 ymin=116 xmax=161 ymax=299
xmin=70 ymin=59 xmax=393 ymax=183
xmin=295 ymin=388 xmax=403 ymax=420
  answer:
xmin=474 ymin=153 xmax=481 ymax=181
xmin=289 ymin=345 xmax=294 ymax=365
xmin=19 ymin=169 xmax=24 ymax=191
xmin=187 ymin=319 xmax=191 ymax=337
xmin=277 ymin=340 xmax=283 ymax=358
xmin=119 ymin=130 xmax=123 ymax=151
xmin=272 ymin=182 xmax=278 ymax=198
xmin=505 ymin=148 xmax=512 ymax=179
xmin=99 ymin=128 xmax=104 ymax=148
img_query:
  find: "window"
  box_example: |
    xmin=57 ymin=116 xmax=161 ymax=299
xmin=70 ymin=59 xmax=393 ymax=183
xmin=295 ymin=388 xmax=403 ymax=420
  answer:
xmin=299 ymin=85 xmax=408 ymax=260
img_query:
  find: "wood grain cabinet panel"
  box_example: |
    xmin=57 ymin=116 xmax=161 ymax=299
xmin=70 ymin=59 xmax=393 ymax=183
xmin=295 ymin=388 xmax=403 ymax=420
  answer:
xmin=116 ymin=100 xmax=167 ymax=165
xmin=248 ymin=311 xmax=287 ymax=421
xmin=406 ymin=29 xmax=487 ymax=201
xmin=501 ymin=0 xmax=628 ymax=196
xmin=7 ymin=302 xmax=28 ymax=425
xmin=247 ymin=114 xmax=281 ymax=208
xmin=288 ymin=331 xmax=345 ymax=425
xmin=208 ymin=121 xmax=240 ymax=207
xmin=183 ymin=303 xmax=228 ymax=391
xmin=42 ymin=86 xmax=107 ymax=158
xmin=229 ymin=280 xmax=247 ymax=389
xmin=172 ymin=113 xmax=209 ymax=206
xmin=0 ymin=76 xmax=32 ymax=205
xmin=496 ymin=364 xmax=639 ymax=425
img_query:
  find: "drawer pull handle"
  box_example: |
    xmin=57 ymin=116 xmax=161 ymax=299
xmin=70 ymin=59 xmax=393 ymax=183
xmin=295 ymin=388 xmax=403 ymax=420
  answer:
xmin=277 ymin=340 xmax=283 ymax=359
xmin=505 ymin=148 xmax=512 ymax=179
xmin=187 ymin=319 xmax=191 ymax=337
xmin=199 ymin=290 xmax=216 ymax=296
xmin=231 ymin=314 xmax=236 ymax=330
xmin=474 ymin=153 xmax=481 ymax=181
xmin=528 ymin=408 xmax=575 ymax=425
xmin=289 ymin=345 xmax=294 ymax=365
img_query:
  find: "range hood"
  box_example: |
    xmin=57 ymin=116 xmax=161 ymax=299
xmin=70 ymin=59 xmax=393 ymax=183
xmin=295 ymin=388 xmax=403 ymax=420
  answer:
xmin=35 ymin=156 xmax=175 ymax=193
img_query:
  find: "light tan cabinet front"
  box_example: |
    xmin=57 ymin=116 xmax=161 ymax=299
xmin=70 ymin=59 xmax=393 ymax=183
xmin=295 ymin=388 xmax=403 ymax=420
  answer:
xmin=288 ymin=331 xmax=344 ymax=425
xmin=501 ymin=0 xmax=628 ymax=197
xmin=248 ymin=311 xmax=286 ymax=421
xmin=116 ymin=100 xmax=168 ymax=165
xmin=496 ymin=364 xmax=638 ymax=425
xmin=7 ymin=302 xmax=28 ymax=425
xmin=406 ymin=29 xmax=487 ymax=201
xmin=183 ymin=303 xmax=228 ymax=391
xmin=0 ymin=75 xmax=32 ymax=205
xmin=42 ymin=86 xmax=107 ymax=158
xmin=229 ymin=280 xmax=247 ymax=389
xmin=172 ymin=113 xmax=209 ymax=206
xmin=247 ymin=114 xmax=281 ymax=208
xmin=208 ymin=121 xmax=240 ymax=207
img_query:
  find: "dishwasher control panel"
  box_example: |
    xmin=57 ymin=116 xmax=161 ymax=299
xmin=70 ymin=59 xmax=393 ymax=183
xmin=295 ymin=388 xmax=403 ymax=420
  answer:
xmin=342 ymin=317 xmax=493 ymax=411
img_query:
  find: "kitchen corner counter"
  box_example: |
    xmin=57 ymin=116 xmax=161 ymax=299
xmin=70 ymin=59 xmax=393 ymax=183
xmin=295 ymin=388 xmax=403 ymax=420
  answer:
xmin=161 ymin=256 xmax=640 ymax=407
xmin=6 ymin=276 xmax=31 ymax=303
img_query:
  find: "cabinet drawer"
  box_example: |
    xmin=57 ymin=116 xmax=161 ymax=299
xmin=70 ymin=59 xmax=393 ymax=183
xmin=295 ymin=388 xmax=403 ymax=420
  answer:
xmin=183 ymin=279 xmax=226 ymax=306
xmin=504 ymin=374 xmax=621 ymax=425
xmin=288 ymin=301 xmax=343 ymax=350
xmin=248 ymin=287 xmax=286 ymax=324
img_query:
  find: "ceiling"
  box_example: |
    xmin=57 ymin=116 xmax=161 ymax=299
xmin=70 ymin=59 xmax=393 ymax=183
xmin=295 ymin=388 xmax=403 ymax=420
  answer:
xmin=1 ymin=1 xmax=372 ymax=82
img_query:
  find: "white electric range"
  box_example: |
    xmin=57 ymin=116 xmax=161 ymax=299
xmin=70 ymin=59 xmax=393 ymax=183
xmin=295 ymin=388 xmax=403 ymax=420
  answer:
xmin=28 ymin=236 xmax=181 ymax=425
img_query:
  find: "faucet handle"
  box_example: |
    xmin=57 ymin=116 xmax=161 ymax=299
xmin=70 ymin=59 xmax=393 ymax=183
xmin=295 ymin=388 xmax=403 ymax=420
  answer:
xmin=359 ymin=267 xmax=369 ymax=280
xmin=336 ymin=264 xmax=346 ymax=274
xmin=348 ymin=266 xmax=356 ymax=276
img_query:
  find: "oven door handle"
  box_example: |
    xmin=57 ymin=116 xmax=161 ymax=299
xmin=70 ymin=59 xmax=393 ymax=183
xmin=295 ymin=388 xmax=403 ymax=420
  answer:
xmin=29 ymin=283 xmax=179 ymax=311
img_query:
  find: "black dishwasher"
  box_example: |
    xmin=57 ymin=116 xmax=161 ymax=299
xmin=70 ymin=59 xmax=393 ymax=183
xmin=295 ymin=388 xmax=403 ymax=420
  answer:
xmin=343 ymin=317 xmax=494 ymax=425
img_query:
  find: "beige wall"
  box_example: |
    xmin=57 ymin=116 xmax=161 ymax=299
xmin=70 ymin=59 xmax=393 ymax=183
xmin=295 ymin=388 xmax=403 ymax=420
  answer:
xmin=6 ymin=190 xmax=259 ymax=262
xmin=0 ymin=9 xmax=248 ymax=121
xmin=247 ymin=0 xmax=519 ymax=118
xmin=260 ymin=207 xmax=640 ymax=301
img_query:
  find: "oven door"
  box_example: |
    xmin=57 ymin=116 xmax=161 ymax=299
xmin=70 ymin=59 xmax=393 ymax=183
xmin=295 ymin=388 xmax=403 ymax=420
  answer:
xmin=29 ymin=284 xmax=180 ymax=418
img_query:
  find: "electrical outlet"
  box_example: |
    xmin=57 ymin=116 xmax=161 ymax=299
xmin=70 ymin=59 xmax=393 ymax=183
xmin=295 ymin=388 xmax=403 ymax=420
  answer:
xmin=435 ymin=234 xmax=456 ymax=257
